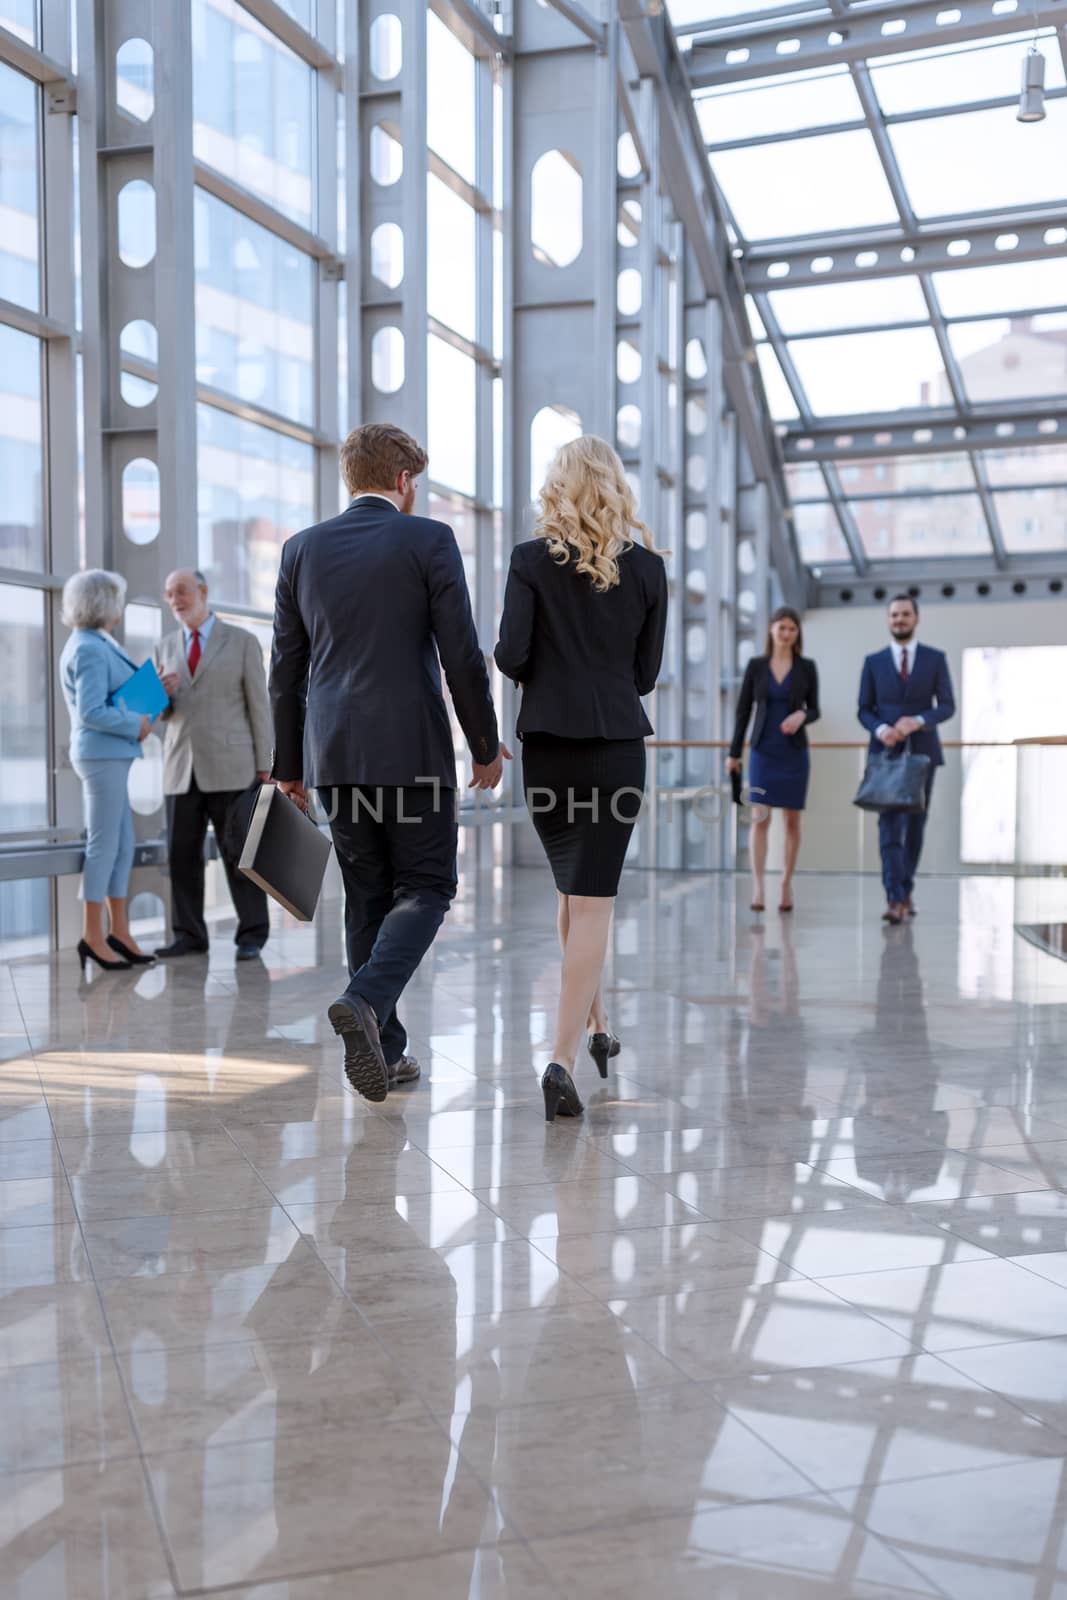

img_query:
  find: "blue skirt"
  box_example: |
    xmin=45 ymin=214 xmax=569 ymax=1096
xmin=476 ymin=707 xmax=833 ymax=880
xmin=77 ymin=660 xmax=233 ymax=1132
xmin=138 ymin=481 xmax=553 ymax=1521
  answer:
xmin=748 ymin=740 xmax=810 ymax=811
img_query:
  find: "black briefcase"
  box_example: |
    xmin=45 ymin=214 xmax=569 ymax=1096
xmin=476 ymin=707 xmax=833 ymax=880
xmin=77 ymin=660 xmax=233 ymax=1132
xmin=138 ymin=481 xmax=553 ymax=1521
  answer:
xmin=236 ymin=783 xmax=332 ymax=921
xmin=853 ymin=740 xmax=932 ymax=815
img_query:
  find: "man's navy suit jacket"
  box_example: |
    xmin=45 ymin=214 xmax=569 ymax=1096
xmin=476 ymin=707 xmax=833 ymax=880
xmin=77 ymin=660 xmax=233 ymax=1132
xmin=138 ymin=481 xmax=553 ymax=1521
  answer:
xmin=857 ymin=644 xmax=956 ymax=768
xmin=270 ymin=498 xmax=498 ymax=788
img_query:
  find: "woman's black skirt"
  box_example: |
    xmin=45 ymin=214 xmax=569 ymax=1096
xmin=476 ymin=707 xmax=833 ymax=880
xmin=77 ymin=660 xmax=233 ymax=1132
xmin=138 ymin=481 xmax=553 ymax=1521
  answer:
xmin=520 ymin=734 xmax=646 ymax=897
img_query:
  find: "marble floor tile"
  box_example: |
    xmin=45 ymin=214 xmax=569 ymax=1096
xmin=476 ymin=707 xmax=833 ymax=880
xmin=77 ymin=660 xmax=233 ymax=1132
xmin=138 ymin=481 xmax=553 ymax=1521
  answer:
xmin=47 ymin=1097 xmax=223 ymax=1139
xmin=1011 ymin=1249 xmax=1067 ymax=1290
xmin=119 ymin=1329 xmax=425 ymax=1454
xmin=837 ymin=1456 xmax=1067 ymax=1600
xmin=98 ymin=1250 xmax=350 ymax=1352
xmin=0 ymin=1137 xmax=61 ymax=1181
xmin=223 ymin=1113 xmax=408 ymax=1162
xmin=528 ymin=1493 xmax=942 ymax=1598
xmin=0 ymin=1456 xmax=175 ymax=1599
xmin=911 ymin=1189 xmax=1067 ymax=1258
xmin=206 ymin=1545 xmax=562 ymax=1599
xmin=145 ymin=1419 xmax=510 ymax=1590
xmin=69 ymin=1162 xmax=278 ymax=1222
xmin=820 ymin=1256 xmax=1067 ymax=1352
xmin=711 ymin=1354 xmax=1067 ymax=1494
xmin=534 ymin=1220 xmax=802 ymax=1303
xmin=466 ymin=1384 xmax=815 ymax=1540
xmin=0 ymin=1104 xmax=54 ymax=1144
xmin=57 ymin=1128 xmax=251 ymax=1178
xmin=82 ymin=1202 xmax=306 ymax=1279
xmin=812 ymin=1151 xmax=1056 ymax=1204
xmin=329 ymin=1237 xmax=597 ymax=1324
xmin=0 ymin=1280 xmax=112 ymax=1367
xmin=0 ymin=1221 xmax=93 ymax=1290
xmin=613 ymin=1280 xmax=920 ymax=1382
xmin=0 ymin=1174 xmax=76 ymax=1229
xmin=650 ymin=1162 xmax=884 ymax=1223
xmin=936 ymin=1335 xmax=1067 ymax=1437
xmin=375 ymin=1299 xmax=685 ymax=1412
xmin=0 ymin=1352 xmax=139 ymax=1470
xmin=726 ymin=1206 xmax=997 ymax=1280
xmin=473 ymin=1174 xmax=707 ymax=1239
xmin=289 ymin=1191 xmax=516 ymax=1255
xmin=426 ymin=1137 xmax=627 ymax=1190
xmin=975 ymin=1140 xmax=1067 ymax=1189
xmin=253 ymin=1147 xmax=468 ymax=1206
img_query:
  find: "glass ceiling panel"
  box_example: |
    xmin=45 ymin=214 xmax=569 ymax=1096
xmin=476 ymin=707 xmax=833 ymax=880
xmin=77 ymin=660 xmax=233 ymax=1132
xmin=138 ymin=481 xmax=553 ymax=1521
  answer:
xmin=889 ymin=101 xmax=1067 ymax=218
xmin=982 ymin=445 xmax=1067 ymax=487
xmin=769 ymin=276 xmax=928 ymax=335
xmin=793 ymin=500 xmax=852 ymax=565
xmin=871 ymin=33 xmax=1065 ymax=116
xmin=851 ymin=492 xmax=990 ymax=560
xmin=948 ymin=318 xmax=1067 ymax=405
xmin=785 ymin=462 xmax=828 ymax=500
xmin=756 ymin=343 xmax=799 ymax=421
xmin=996 ymin=487 xmax=1067 ymax=553
xmin=786 ymin=326 xmax=946 ymax=415
xmin=696 ymin=68 xmax=863 ymax=145
xmin=934 ymin=259 xmax=1067 ymax=320
xmin=837 ymin=453 xmax=976 ymax=493
xmin=710 ymin=130 xmax=898 ymax=239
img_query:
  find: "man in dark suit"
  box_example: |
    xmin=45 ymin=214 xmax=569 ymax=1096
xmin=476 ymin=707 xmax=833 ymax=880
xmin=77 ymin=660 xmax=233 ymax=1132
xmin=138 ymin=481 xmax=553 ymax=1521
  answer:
xmin=857 ymin=594 xmax=955 ymax=926
xmin=270 ymin=423 xmax=506 ymax=1103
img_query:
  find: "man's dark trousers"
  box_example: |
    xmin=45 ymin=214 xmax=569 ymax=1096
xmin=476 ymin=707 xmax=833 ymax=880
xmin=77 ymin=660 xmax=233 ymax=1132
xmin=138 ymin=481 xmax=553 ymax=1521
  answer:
xmin=321 ymin=783 xmax=458 ymax=1067
xmin=878 ymin=766 xmax=936 ymax=905
xmin=166 ymin=775 xmax=270 ymax=949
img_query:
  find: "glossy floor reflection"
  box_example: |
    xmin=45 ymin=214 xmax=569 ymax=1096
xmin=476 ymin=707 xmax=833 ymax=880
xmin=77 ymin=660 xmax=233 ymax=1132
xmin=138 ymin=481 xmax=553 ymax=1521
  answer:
xmin=3 ymin=869 xmax=1067 ymax=1598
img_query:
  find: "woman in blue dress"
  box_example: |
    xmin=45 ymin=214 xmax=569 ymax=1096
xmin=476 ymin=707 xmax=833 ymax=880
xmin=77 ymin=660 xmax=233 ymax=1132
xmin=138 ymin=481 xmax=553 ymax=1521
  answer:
xmin=727 ymin=607 xmax=820 ymax=914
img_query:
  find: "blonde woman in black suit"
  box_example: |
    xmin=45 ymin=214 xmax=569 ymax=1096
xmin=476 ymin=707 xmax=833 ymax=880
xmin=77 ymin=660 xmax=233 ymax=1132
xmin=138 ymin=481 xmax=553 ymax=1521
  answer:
xmin=495 ymin=436 xmax=669 ymax=1123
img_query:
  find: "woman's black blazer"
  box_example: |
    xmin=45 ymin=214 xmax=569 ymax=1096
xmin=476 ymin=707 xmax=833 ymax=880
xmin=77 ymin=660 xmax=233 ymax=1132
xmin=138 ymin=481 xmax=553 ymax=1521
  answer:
xmin=494 ymin=538 xmax=668 ymax=739
xmin=729 ymin=654 xmax=820 ymax=758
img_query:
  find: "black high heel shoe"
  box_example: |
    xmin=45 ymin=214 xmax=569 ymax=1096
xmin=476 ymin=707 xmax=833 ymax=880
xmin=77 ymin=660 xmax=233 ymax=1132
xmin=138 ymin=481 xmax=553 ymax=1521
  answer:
xmin=542 ymin=1063 xmax=584 ymax=1123
xmin=77 ymin=939 xmax=131 ymax=975
xmin=105 ymin=935 xmax=155 ymax=965
xmin=587 ymin=1031 xmax=621 ymax=1080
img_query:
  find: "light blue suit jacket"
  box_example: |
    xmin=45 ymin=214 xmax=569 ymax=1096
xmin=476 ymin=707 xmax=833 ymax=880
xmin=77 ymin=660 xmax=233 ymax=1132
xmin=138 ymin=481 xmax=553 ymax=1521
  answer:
xmin=59 ymin=629 xmax=145 ymax=761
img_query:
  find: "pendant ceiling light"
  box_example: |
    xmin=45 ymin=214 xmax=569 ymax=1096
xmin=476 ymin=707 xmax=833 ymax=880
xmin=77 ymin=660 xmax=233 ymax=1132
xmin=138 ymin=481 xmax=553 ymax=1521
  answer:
xmin=1017 ymin=45 xmax=1047 ymax=123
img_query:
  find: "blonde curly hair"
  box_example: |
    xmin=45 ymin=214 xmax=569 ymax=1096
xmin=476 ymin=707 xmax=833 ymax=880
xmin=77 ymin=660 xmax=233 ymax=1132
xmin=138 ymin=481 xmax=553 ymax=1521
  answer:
xmin=534 ymin=434 xmax=667 ymax=592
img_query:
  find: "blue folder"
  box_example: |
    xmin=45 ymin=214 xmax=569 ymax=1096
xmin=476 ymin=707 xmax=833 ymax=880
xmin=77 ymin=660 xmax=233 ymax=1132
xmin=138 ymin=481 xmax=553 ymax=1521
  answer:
xmin=111 ymin=659 xmax=169 ymax=719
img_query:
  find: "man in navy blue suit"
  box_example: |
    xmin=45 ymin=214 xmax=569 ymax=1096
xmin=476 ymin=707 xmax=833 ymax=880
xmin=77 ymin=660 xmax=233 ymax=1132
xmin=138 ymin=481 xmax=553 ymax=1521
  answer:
xmin=858 ymin=595 xmax=955 ymax=926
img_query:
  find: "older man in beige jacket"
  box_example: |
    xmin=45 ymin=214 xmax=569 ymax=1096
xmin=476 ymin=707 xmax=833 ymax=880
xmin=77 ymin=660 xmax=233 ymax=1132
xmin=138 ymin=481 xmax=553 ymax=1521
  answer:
xmin=153 ymin=569 xmax=273 ymax=960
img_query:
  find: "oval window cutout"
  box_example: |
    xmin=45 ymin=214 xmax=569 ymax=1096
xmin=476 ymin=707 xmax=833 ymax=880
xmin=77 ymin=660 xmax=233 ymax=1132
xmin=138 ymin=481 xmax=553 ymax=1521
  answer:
xmin=116 ymin=37 xmax=154 ymax=123
xmin=529 ymin=403 xmax=582 ymax=503
xmin=531 ymin=151 xmax=582 ymax=269
xmin=122 ymin=456 xmax=161 ymax=544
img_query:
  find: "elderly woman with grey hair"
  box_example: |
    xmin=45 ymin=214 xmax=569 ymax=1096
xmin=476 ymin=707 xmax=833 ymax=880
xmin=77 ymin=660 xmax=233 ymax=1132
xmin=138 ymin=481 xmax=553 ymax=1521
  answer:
xmin=58 ymin=569 xmax=154 ymax=973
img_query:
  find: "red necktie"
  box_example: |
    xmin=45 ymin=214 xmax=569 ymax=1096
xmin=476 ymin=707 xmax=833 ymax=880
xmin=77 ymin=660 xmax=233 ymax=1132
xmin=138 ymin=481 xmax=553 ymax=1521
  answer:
xmin=188 ymin=628 xmax=201 ymax=676
xmin=899 ymin=646 xmax=908 ymax=683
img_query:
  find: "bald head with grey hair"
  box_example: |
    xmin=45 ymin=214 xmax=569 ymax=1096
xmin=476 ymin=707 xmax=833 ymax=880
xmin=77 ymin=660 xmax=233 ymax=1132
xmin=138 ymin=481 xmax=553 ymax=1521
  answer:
xmin=61 ymin=568 xmax=127 ymax=632
xmin=164 ymin=568 xmax=211 ymax=630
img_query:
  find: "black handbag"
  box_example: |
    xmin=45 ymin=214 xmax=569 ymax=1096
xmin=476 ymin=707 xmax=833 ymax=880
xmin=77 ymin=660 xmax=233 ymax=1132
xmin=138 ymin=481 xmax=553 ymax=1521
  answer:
xmin=853 ymin=738 xmax=931 ymax=814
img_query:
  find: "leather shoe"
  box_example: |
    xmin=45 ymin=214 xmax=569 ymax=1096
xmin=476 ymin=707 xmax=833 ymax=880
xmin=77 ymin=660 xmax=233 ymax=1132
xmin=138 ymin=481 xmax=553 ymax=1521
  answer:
xmin=235 ymin=943 xmax=263 ymax=961
xmin=388 ymin=1053 xmax=420 ymax=1087
xmin=154 ymin=939 xmax=209 ymax=958
xmin=328 ymin=994 xmax=388 ymax=1102
xmin=884 ymin=903 xmax=905 ymax=926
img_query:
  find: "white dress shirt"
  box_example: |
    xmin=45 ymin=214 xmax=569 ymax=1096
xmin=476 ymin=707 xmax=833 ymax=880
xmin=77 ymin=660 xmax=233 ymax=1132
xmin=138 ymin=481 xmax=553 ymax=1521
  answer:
xmin=876 ymin=637 xmax=924 ymax=739
xmin=351 ymin=493 xmax=397 ymax=508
